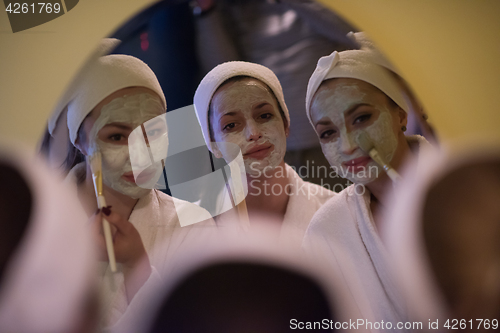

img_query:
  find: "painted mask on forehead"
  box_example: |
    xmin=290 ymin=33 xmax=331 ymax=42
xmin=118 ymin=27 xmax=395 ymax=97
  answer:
xmin=211 ymin=80 xmax=287 ymax=177
xmin=312 ymin=82 xmax=398 ymax=185
xmin=88 ymin=93 xmax=167 ymax=199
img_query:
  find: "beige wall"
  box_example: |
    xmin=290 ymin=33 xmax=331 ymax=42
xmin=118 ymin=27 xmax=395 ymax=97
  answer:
xmin=0 ymin=0 xmax=156 ymax=150
xmin=319 ymin=0 xmax=500 ymax=141
xmin=1 ymin=0 xmax=499 ymax=151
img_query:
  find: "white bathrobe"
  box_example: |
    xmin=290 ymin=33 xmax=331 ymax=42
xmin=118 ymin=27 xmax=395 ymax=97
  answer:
xmin=218 ymin=163 xmax=335 ymax=246
xmin=67 ymin=163 xmax=216 ymax=326
xmin=303 ymin=135 xmax=430 ymax=330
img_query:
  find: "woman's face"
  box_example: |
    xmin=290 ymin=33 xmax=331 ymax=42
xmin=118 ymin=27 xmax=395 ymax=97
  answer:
xmin=310 ymin=78 xmax=406 ymax=184
xmin=210 ymin=78 xmax=287 ymax=177
xmin=79 ymin=87 xmax=167 ymax=198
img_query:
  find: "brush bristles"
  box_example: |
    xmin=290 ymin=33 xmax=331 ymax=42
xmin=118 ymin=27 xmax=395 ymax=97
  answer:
xmin=89 ymin=152 xmax=102 ymax=174
xmin=89 ymin=152 xmax=103 ymax=197
xmin=357 ymin=133 xmax=374 ymax=154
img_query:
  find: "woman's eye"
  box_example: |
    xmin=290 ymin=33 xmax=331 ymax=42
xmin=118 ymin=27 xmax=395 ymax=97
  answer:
xmin=320 ymin=129 xmax=336 ymax=139
xmin=108 ymin=134 xmax=126 ymax=141
xmin=146 ymin=129 xmax=161 ymax=138
xmin=353 ymin=114 xmax=372 ymax=125
xmin=259 ymin=113 xmax=273 ymax=120
xmin=223 ymin=123 xmax=236 ymax=131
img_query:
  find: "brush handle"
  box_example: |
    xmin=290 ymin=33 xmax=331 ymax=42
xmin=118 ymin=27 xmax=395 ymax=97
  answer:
xmin=98 ymin=196 xmax=117 ymax=273
xmin=386 ymin=168 xmax=403 ymax=184
xmin=368 ymin=149 xmax=402 ymax=184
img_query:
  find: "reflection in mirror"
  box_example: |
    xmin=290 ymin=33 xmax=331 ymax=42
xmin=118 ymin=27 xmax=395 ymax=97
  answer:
xmin=37 ymin=0 xmax=443 ymax=330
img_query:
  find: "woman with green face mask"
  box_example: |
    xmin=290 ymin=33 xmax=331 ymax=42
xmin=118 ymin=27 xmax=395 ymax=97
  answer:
xmin=194 ymin=61 xmax=335 ymax=246
xmin=47 ymin=40 xmax=215 ymax=327
xmin=303 ymin=48 xmax=432 ymax=328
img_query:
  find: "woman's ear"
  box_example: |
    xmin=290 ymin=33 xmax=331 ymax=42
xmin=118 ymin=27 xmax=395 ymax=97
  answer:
xmin=74 ymin=139 xmax=87 ymax=157
xmin=398 ymin=107 xmax=408 ymax=128
xmin=74 ymin=123 xmax=91 ymax=157
xmin=211 ymin=143 xmax=223 ymax=159
xmin=285 ymin=124 xmax=290 ymax=138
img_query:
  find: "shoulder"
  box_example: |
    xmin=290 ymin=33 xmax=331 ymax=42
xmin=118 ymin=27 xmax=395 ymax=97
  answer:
xmin=306 ymin=185 xmax=355 ymax=232
xmin=170 ymin=196 xmax=215 ymax=227
xmin=285 ymin=164 xmax=336 ymax=203
xmin=142 ymin=190 xmax=215 ymax=227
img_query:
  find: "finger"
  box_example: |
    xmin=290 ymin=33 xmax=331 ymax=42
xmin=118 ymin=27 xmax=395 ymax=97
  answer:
xmin=102 ymin=207 xmax=133 ymax=235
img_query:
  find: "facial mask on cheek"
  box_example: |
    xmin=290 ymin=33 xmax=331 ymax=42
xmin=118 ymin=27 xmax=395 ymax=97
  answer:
xmin=321 ymin=107 xmax=398 ymax=185
xmin=99 ymin=141 xmax=151 ymax=199
xmin=216 ymin=117 xmax=286 ymax=177
xmin=87 ymin=93 xmax=165 ymax=199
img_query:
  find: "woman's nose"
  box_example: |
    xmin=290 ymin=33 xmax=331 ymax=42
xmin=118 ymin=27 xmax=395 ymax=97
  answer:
xmin=339 ymin=132 xmax=357 ymax=155
xmin=245 ymin=120 xmax=263 ymax=142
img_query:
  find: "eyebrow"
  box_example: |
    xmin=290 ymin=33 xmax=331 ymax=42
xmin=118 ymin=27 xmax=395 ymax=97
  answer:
xmin=218 ymin=111 xmax=239 ymax=120
xmin=344 ymin=103 xmax=371 ymax=117
xmin=254 ymin=102 xmax=271 ymax=109
xmin=144 ymin=117 xmax=165 ymax=128
xmin=103 ymin=123 xmax=132 ymax=130
xmin=314 ymin=118 xmax=333 ymax=130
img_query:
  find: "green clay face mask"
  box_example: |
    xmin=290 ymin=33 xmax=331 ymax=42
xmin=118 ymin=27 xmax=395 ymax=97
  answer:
xmin=311 ymin=82 xmax=398 ymax=184
xmin=88 ymin=93 xmax=166 ymax=199
xmin=211 ymin=80 xmax=287 ymax=177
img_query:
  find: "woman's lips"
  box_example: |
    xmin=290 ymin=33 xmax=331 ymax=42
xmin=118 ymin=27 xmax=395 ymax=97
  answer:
xmin=244 ymin=144 xmax=274 ymax=159
xmin=122 ymin=170 xmax=157 ymax=184
xmin=342 ymin=156 xmax=372 ymax=172
xmin=122 ymin=172 xmax=136 ymax=183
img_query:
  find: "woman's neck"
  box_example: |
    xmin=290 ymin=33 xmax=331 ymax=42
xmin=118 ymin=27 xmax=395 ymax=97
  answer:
xmin=365 ymin=136 xmax=412 ymax=229
xmin=244 ymin=161 xmax=290 ymax=223
xmin=79 ymin=164 xmax=138 ymax=219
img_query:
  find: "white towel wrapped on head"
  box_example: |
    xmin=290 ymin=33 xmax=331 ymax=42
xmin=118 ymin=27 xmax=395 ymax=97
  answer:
xmin=65 ymin=54 xmax=166 ymax=145
xmin=305 ymin=50 xmax=409 ymax=127
xmin=194 ymin=61 xmax=290 ymax=152
xmin=347 ymin=31 xmax=399 ymax=74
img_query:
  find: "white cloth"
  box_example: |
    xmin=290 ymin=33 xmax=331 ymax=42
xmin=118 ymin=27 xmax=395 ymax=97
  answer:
xmin=112 ymin=223 xmax=369 ymax=333
xmin=381 ymin=137 xmax=500 ymax=325
xmin=66 ymin=163 xmax=216 ymax=326
xmin=347 ymin=31 xmax=399 ymax=74
xmin=64 ymin=53 xmax=166 ymax=144
xmin=303 ymin=135 xmax=430 ymax=330
xmin=305 ymin=49 xmax=409 ymax=127
xmin=0 ymin=144 xmax=95 ymax=333
xmin=217 ymin=164 xmax=335 ymax=246
xmin=193 ymin=61 xmax=291 ymax=151
xmin=304 ymin=184 xmax=407 ymax=329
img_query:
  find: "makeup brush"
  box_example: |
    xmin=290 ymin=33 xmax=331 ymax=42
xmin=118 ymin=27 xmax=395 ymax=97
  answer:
xmin=89 ymin=152 xmax=117 ymax=272
xmin=357 ymin=132 xmax=402 ymax=184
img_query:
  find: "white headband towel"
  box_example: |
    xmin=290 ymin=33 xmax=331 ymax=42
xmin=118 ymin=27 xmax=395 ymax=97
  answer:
xmin=48 ymin=38 xmax=121 ymax=135
xmin=305 ymin=50 xmax=409 ymax=127
xmin=193 ymin=61 xmax=290 ymax=152
xmin=347 ymin=31 xmax=399 ymax=74
xmin=66 ymin=54 xmax=166 ymax=144
xmin=0 ymin=143 xmax=95 ymax=333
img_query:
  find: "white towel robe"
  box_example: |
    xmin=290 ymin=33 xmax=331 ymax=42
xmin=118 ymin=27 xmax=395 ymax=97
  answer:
xmin=217 ymin=164 xmax=335 ymax=246
xmin=303 ymin=136 xmax=429 ymax=330
xmin=66 ymin=163 xmax=216 ymax=326
xmin=303 ymin=185 xmax=407 ymax=330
